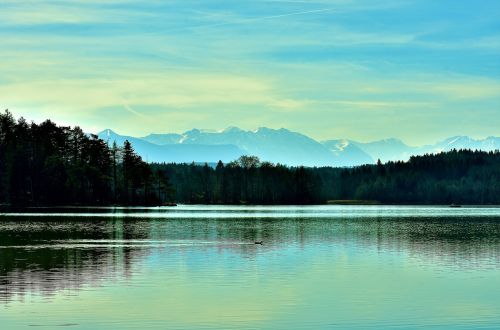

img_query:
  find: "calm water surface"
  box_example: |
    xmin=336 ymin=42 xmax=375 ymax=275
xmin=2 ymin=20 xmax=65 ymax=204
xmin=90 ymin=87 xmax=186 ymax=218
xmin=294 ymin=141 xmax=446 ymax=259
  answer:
xmin=1 ymin=205 xmax=500 ymax=329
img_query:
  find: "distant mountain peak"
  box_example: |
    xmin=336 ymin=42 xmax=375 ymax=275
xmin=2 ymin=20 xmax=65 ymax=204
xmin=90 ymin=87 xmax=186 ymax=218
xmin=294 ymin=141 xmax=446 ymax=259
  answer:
xmin=377 ymin=138 xmax=406 ymax=145
xmin=443 ymin=136 xmax=470 ymax=144
xmin=253 ymin=127 xmax=290 ymax=134
xmin=183 ymin=128 xmax=201 ymax=135
xmin=222 ymin=126 xmax=243 ymax=133
xmin=335 ymin=140 xmax=350 ymax=151
xmin=98 ymin=129 xmax=119 ymax=139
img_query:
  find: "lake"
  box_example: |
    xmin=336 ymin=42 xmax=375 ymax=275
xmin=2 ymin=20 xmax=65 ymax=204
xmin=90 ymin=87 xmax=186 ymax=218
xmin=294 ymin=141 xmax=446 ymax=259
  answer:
xmin=1 ymin=205 xmax=500 ymax=329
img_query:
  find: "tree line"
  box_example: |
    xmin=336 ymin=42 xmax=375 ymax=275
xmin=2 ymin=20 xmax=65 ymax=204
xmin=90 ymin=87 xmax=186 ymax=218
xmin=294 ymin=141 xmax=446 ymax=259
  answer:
xmin=337 ymin=149 xmax=500 ymax=204
xmin=1 ymin=110 xmax=499 ymax=206
xmin=0 ymin=110 xmax=172 ymax=206
xmin=150 ymin=156 xmax=329 ymax=205
xmin=152 ymin=150 xmax=500 ymax=205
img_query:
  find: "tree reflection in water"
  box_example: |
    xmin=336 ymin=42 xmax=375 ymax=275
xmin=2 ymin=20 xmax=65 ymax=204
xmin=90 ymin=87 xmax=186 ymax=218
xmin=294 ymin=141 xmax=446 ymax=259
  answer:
xmin=1 ymin=210 xmax=499 ymax=303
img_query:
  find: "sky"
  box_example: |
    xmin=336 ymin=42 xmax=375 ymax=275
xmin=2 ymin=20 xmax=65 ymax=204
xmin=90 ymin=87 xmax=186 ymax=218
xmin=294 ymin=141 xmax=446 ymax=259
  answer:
xmin=1 ymin=0 xmax=499 ymax=145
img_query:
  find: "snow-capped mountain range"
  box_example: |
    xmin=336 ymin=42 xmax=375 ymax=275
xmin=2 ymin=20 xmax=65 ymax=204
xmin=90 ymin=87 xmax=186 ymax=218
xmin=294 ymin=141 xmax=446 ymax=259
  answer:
xmin=98 ymin=127 xmax=500 ymax=167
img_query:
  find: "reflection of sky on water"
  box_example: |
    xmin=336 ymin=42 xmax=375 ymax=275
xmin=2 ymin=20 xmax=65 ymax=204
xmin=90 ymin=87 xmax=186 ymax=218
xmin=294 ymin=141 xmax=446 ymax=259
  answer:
xmin=0 ymin=206 xmax=499 ymax=329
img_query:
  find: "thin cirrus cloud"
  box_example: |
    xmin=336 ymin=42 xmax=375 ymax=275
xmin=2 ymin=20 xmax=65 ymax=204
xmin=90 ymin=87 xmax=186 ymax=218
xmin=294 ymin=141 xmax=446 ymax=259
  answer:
xmin=0 ymin=0 xmax=499 ymax=144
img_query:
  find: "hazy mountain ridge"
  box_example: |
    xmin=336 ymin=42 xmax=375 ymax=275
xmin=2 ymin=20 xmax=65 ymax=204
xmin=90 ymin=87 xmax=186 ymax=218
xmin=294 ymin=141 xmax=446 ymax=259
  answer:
xmin=98 ymin=129 xmax=245 ymax=163
xmin=321 ymin=139 xmax=374 ymax=166
xmin=346 ymin=138 xmax=416 ymax=163
xmin=426 ymin=136 xmax=500 ymax=154
xmin=141 ymin=133 xmax=182 ymax=145
xmin=102 ymin=127 xmax=342 ymax=167
xmin=99 ymin=128 xmax=500 ymax=167
xmin=325 ymin=136 xmax=500 ymax=163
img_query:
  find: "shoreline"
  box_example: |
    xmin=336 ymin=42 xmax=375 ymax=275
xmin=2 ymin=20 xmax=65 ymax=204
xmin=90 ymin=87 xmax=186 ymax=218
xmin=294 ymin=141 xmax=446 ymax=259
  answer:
xmin=2 ymin=203 xmax=500 ymax=211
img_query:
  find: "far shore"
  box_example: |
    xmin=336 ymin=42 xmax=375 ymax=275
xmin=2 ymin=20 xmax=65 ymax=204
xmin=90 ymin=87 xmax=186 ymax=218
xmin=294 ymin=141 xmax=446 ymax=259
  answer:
xmin=2 ymin=203 xmax=500 ymax=212
xmin=327 ymin=200 xmax=381 ymax=205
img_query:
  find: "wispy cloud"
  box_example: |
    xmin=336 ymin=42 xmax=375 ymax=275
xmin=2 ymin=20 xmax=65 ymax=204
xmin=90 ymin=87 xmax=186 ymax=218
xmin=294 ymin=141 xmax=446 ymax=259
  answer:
xmin=0 ymin=0 xmax=498 ymax=143
xmin=191 ymin=7 xmax=337 ymax=30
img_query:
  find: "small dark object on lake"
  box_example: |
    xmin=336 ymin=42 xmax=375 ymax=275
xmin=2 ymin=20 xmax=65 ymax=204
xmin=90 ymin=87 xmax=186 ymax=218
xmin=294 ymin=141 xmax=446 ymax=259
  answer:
xmin=254 ymin=241 xmax=263 ymax=245
xmin=449 ymin=203 xmax=462 ymax=208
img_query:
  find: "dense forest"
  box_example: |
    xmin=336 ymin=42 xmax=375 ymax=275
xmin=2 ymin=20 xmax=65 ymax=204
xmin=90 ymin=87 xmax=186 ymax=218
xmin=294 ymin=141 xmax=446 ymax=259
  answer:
xmin=155 ymin=150 xmax=500 ymax=205
xmin=1 ymin=110 xmax=499 ymax=206
xmin=0 ymin=110 xmax=172 ymax=206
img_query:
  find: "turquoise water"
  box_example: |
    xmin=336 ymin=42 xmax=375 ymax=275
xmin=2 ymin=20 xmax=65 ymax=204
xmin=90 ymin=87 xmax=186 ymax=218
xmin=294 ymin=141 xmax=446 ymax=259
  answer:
xmin=1 ymin=205 xmax=500 ymax=329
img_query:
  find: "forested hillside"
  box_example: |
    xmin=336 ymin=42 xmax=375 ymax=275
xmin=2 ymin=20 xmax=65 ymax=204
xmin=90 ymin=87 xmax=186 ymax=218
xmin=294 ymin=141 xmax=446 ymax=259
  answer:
xmin=1 ymin=111 xmax=499 ymax=206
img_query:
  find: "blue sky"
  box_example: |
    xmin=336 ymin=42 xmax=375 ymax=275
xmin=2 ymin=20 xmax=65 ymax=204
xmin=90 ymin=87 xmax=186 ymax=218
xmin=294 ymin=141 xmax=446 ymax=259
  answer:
xmin=1 ymin=0 xmax=499 ymax=144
